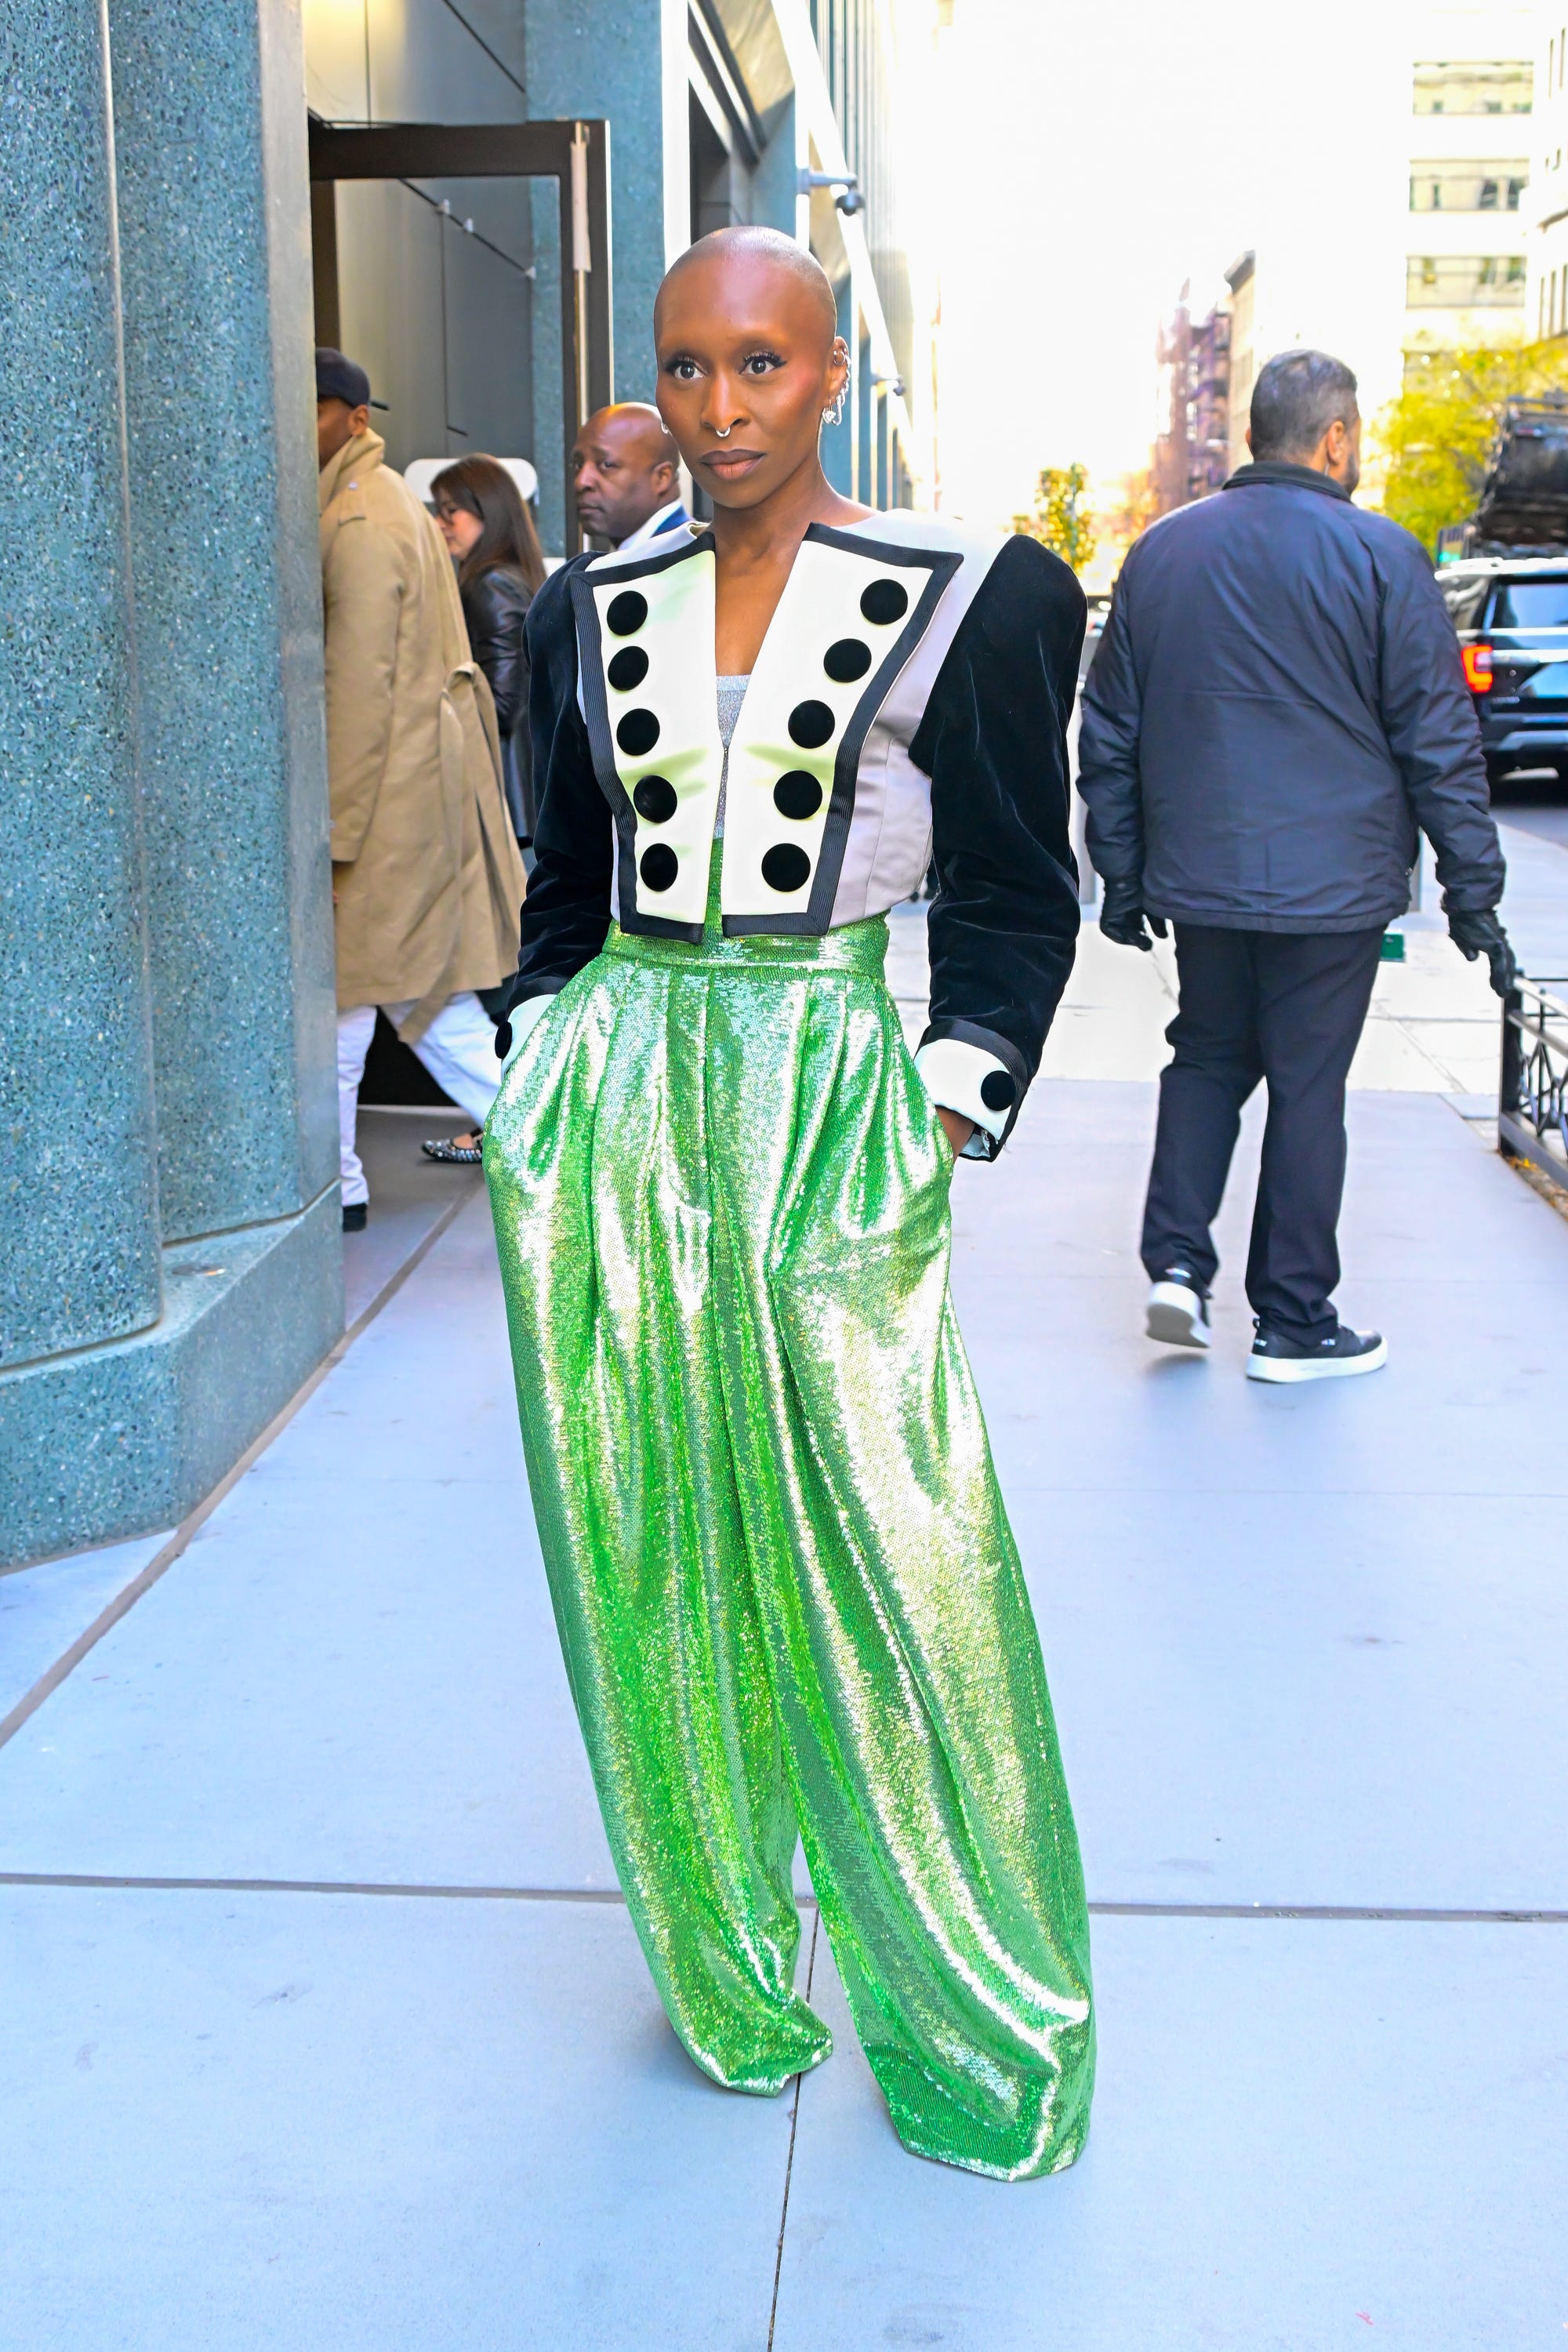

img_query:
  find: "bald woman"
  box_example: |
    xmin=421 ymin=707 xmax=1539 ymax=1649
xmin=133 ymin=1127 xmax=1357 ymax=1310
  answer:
xmin=485 ymin=227 xmax=1094 ymax=2180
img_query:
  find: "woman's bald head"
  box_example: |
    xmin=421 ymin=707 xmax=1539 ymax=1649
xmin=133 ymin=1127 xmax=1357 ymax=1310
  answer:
xmin=655 ymin=227 xmax=838 ymax=353
xmin=653 ymin=226 xmax=850 ymax=514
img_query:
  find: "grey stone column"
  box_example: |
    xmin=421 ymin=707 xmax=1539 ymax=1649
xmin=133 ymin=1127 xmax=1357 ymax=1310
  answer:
xmin=0 ymin=0 xmax=162 ymax=1370
xmin=109 ymin=0 xmax=339 ymax=1243
xmin=522 ymin=0 xmax=668 ymax=396
xmin=0 ymin=0 xmax=343 ymax=1569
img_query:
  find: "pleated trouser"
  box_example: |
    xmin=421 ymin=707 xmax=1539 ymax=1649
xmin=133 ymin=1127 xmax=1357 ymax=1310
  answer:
xmin=485 ymin=885 xmax=1094 ymax=2180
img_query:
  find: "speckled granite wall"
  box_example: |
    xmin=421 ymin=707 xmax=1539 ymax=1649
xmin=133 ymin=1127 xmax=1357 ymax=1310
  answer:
xmin=111 ymin=0 xmax=338 ymax=1242
xmin=523 ymin=0 xmax=668 ymax=400
xmin=0 ymin=1186 xmax=343 ymax=1564
xmin=0 ymin=0 xmax=343 ymax=1568
xmin=0 ymin=0 xmax=163 ymax=1369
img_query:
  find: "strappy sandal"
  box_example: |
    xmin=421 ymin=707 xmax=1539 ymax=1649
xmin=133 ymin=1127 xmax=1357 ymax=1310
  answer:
xmin=421 ymin=1133 xmax=483 ymax=1163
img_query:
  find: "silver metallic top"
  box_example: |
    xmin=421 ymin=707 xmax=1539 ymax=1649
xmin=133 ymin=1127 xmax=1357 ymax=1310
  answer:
xmin=715 ymin=673 xmax=750 ymax=837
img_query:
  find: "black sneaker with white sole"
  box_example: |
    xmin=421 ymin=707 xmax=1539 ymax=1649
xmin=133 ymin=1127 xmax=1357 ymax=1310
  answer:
xmin=1247 ymin=1323 xmax=1387 ymax=1382
xmin=1145 ymin=1269 xmax=1211 ymax=1350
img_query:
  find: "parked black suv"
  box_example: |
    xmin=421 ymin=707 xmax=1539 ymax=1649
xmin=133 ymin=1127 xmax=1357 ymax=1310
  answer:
xmin=1438 ymin=556 xmax=1568 ymax=788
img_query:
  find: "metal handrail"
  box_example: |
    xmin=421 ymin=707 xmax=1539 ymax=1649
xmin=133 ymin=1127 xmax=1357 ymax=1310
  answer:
xmin=1499 ymin=975 xmax=1568 ymax=1178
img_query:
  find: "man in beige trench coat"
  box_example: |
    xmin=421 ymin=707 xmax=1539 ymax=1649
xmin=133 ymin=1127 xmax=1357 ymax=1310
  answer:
xmin=316 ymin=350 xmax=526 ymax=1228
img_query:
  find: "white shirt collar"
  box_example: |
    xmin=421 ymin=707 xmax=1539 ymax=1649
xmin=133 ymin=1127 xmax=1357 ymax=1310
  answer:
xmin=615 ymin=498 xmax=686 ymax=554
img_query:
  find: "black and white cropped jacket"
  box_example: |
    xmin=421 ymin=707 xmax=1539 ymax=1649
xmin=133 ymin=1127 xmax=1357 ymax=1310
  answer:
xmin=503 ymin=510 xmax=1085 ymax=1157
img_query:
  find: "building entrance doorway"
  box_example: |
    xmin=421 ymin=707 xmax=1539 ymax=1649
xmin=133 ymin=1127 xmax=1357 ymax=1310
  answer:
xmin=309 ymin=120 xmax=614 ymax=1110
xmin=308 ymin=118 xmax=612 ymax=557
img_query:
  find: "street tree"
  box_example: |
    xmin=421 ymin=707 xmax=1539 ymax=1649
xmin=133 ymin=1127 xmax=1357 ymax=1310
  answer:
xmin=1013 ymin=463 xmax=1098 ymax=575
xmin=1378 ymin=340 xmax=1568 ymax=554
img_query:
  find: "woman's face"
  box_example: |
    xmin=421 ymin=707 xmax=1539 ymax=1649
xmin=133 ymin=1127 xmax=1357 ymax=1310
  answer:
xmin=434 ymin=496 xmax=484 ymax=560
xmin=654 ymin=250 xmax=848 ymax=511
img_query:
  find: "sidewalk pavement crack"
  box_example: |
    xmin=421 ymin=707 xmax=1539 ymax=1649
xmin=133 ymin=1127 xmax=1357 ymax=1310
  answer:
xmin=0 ymin=1183 xmax=479 ymax=1755
xmin=2 ymin=1875 xmax=1565 ymax=1923
xmin=768 ymin=1906 xmax=819 ymax=2352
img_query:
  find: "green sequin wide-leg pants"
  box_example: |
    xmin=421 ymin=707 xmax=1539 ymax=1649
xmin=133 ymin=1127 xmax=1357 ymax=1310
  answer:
xmin=485 ymin=906 xmax=1094 ymax=2180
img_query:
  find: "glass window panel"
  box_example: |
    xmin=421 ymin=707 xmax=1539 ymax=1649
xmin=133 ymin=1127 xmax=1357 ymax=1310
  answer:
xmin=1406 ymin=255 xmax=1528 ymax=305
xmin=1410 ymin=159 xmax=1529 ymax=209
xmin=1413 ymin=60 xmax=1533 ymax=113
xmin=1490 ymin=581 xmax=1568 ymax=627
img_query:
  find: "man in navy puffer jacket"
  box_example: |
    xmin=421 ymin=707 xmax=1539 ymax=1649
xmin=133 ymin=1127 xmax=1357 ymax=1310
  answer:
xmin=1079 ymin=347 xmax=1512 ymax=1382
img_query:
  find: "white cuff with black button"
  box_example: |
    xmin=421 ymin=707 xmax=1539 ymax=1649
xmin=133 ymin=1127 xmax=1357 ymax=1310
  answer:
xmin=913 ymin=1036 xmax=1018 ymax=1158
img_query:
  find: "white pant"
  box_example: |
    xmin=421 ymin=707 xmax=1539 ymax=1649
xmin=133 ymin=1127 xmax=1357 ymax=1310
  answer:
xmin=337 ymin=993 xmax=509 ymax=1207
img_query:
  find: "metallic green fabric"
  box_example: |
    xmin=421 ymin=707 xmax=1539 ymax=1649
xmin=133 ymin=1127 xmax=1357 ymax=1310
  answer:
xmin=485 ymin=862 xmax=1094 ymax=2180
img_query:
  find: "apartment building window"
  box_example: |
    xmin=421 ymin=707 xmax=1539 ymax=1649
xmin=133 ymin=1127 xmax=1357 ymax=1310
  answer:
xmin=1413 ymin=60 xmax=1533 ymax=114
xmin=1410 ymin=160 xmax=1527 ymax=209
xmin=1406 ymin=254 xmax=1528 ymax=305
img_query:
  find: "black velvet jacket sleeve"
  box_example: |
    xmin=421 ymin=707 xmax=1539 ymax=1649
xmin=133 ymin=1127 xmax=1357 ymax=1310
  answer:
xmin=909 ymin=533 xmax=1085 ymax=1145
xmin=499 ymin=560 xmax=612 ymax=1013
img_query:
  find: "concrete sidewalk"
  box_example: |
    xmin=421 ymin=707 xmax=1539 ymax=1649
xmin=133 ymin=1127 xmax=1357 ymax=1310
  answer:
xmin=5 ymin=946 xmax=1568 ymax=2346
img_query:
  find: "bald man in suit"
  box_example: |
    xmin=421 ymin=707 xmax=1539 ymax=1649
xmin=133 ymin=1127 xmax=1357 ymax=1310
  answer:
xmin=572 ymin=403 xmax=688 ymax=550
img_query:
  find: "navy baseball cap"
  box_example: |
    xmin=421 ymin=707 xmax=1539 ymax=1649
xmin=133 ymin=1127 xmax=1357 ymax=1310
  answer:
xmin=315 ymin=348 xmax=372 ymax=408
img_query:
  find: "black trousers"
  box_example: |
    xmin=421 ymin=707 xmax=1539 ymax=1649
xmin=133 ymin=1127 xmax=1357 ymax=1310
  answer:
xmin=1140 ymin=924 xmax=1384 ymax=1343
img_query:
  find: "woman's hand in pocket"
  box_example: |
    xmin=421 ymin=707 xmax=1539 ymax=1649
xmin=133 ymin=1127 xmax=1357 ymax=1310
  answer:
xmin=936 ymin=1106 xmax=975 ymax=1161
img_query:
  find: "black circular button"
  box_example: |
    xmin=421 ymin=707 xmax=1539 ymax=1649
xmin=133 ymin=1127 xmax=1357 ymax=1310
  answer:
xmin=606 ymin=590 xmax=648 ymax=636
xmin=860 ymin=579 xmax=909 ymax=626
xmin=639 ymin=843 xmax=678 ymax=892
xmin=608 ymin=646 xmax=649 ymax=691
xmin=616 ymin=708 xmax=659 ymax=757
xmin=980 ymin=1071 xmax=1017 ymax=1112
xmin=761 ymin=843 xmax=811 ymax=894
xmin=633 ymin=775 xmax=677 ymax=824
xmin=787 ymin=699 xmax=835 ymax=750
xmin=772 ymin=771 xmax=824 ymax=822
xmin=823 ymin=638 xmax=872 ymax=684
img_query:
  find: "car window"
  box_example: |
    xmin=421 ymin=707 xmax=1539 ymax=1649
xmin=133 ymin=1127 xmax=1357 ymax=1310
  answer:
xmin=1489 ymin=580 xmax=1568 ymax=628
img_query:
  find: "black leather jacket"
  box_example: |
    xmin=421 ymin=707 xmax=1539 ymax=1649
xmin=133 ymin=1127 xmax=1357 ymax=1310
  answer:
xmin=461 ymin=563 xmax=535 ymax=840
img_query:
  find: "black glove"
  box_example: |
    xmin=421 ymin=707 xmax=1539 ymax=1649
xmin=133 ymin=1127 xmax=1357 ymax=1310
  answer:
xmin=1447 ymin=906 xmax=1517 ymax=999
xmin=1099 ymin=877 xmax=1168 ymax=953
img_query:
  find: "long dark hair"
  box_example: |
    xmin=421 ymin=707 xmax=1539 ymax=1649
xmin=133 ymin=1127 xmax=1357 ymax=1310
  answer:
xmin=430 ymin=455 xmax=546 ymax=593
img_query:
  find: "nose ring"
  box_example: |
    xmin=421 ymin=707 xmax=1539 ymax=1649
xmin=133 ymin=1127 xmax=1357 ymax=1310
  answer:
xmin=714 ymin=423 xmax=733 ymax=439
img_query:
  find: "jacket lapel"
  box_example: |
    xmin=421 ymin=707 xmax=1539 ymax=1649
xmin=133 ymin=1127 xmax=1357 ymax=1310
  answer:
xmin=570 ymin=532 xmax=722 ymax=941
xmin=569 ymin=521 xmax=960 ymax=940
xmin=720 ymin=525 xmax=960 ymax=935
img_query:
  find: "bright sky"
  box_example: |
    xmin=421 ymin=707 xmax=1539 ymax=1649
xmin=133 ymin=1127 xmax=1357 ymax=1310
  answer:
xmin=910 ymin=0 xmax=1532 ymax=528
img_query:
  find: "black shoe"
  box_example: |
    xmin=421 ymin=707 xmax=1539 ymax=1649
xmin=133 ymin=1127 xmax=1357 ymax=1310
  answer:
xmin=422 ymin=1134 xmax=483 ymax=1164
xmin=342 ymin=1203 xmax=368 ymax=1233
xmin=1247 ymin=1322 xmax=1386 ymax=1383
xmin=1145 ymin=1268 xmax=1211 ymax=1349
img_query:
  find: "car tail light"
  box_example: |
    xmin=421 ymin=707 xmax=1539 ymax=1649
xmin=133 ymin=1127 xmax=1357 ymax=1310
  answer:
xmin=1462 ymin=641 xmax=1494 ymax=693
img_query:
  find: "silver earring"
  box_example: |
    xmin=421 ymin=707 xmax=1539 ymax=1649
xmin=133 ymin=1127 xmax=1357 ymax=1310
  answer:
xmin=713 ymin=423 xmax=733 ymax=438
xmin=821 ymin=389 xmax=846 ymax=428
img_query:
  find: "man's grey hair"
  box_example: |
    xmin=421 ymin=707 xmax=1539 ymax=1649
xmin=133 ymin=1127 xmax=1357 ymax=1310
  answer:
xmin=1250 ymin=350 xmax=1359 ymax=461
